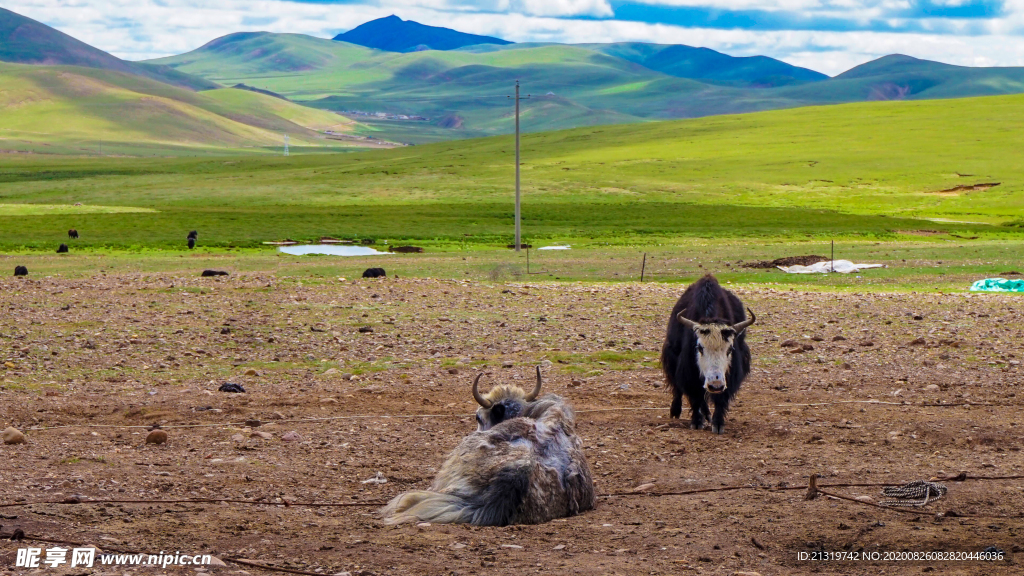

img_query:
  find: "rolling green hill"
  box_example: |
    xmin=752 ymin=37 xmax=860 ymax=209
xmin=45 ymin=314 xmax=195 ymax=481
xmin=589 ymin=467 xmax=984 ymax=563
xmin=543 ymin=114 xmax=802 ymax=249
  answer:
xmin=149 ymin=29 xmax=1024 ymax=144
xmin=0 ymin=7 xmax=217 ymax=91
xmin=0 ymin=61 xmax=363 ymax=155
xmin=1 ymin=92 xmax=1023 ymax=250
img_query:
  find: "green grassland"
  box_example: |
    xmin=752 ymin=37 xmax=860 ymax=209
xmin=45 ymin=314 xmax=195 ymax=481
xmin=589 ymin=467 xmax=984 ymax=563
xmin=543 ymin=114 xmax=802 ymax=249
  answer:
xmin=1 ymin=93 xmax=1023 ymax=258
xmin=0 ymin=62 xmax=363 ymax=155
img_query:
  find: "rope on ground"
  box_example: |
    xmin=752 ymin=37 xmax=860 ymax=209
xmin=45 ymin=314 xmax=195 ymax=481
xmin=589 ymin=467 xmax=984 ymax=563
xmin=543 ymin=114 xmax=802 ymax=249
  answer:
xmin=22 ymin=399 xmax=1004 ymax=431
xmin=0 ymin=495 xmax=385 ymax=510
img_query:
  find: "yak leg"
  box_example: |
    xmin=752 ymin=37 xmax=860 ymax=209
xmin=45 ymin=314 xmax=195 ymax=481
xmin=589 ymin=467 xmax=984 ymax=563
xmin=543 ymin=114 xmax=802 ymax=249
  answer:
xmin=670 ymin=388 xmax=683 ymax=419
xmin=685 ymin=389 xmax=709 ymax=430
xmin=710 ymin=394 xmax=730 ymax=435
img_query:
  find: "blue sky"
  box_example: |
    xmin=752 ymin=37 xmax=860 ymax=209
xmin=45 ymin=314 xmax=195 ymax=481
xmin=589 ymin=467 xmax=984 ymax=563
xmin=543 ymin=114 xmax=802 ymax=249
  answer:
xmin=5 ymin=0 xmax=1023 ymax=74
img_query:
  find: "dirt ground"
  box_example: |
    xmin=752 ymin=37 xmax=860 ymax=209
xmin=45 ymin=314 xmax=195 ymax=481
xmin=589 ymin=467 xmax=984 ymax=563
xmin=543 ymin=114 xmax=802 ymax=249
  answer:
xmin=0 ymin=273 xmax=1021 ymax=575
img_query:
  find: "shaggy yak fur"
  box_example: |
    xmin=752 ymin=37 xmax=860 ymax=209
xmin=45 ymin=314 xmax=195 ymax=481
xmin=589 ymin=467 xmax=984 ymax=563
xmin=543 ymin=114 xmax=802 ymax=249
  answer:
xmin=661 ymin=275 xmax=755 ymax=434
xmin=68 ymin=229 xmax=79 ymax=239
xmin=382 ymin=369 xmax=594 ymax=526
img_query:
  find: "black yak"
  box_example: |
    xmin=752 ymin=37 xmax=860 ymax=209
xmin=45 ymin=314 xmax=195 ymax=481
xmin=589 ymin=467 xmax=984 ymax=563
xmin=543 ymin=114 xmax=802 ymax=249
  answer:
xmin=56 ymin=244 xmax=69 ymax=253
xmin=187 ymin=230 xmax=198 ymax=240
xmin=68 ymin=229 xmax=79 ymax=239
xmin=201 ymin=270 xmax=229 ymax=277
xmin=13 ymin=266 xmax=27 ymax=277
xmin=661 ymin=275 xmax=755 ymax=434
xmin=362 ymin=267 xmax=386 ymax=278
xmin=390 ymin=245 xmax=423 ymax=253
xmin=187 ymin=237 xmax=196 ymax=249
xmin=382 ymin=368 xmax=594 ymax=526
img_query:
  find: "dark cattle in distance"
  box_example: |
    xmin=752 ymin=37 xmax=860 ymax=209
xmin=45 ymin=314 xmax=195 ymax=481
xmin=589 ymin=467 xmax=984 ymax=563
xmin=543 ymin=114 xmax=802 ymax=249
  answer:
xmin=187 ymin=230 xmax=198 ymax=240
xmin=14 ymin=266 xmax=27 ymax=277
xmin=188 ymin=237 xmax=196 ymax=249
xmin=661 ymin=274 xmax=755 ymax=435
xmin=68 ymin=229 xmax=79 ymax=239
xmin=362 ymin=267 xmax=386 ymax=278
xmin=201 ymin=270 xmax=229 ymax=277
xmin=391 ymin=245 xmax=424 ymax=253
xmin=56 ymin=244 xmax=69 ymax=253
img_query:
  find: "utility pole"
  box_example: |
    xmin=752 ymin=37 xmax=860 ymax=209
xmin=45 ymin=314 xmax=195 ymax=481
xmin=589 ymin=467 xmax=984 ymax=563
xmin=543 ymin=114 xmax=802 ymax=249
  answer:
xmin=514 ymin=80 xmax=521 ymax=252
xmin=508 ymin=81 xmax=529 ymax=252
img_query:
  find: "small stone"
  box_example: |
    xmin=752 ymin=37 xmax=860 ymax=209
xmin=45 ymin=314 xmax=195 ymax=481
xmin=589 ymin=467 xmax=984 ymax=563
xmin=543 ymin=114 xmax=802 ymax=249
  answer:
xmin=841 ymin=362 xmax=852 ymax=370
xmin=2 ymin=427 xmax=26 ymax=445
xmin=924 ymin=384 xmax=940 ymax=392
xmin=207 ymin=556 xmax=228 ymax=567
xmin=320 ymin=397 xmax=338 ymax=404
xmin=231 ymin=434 xmax=245 ymax=442
xmin=145 ymin=430 xmax=168 ymax=445
xmin=502 ymin=360 xmax=514 ymax=368
xmin=251 ymin=431 xmax=273 ymax=440
xmin=632 ymin=483 xmax=656 ymax=493
xmin=732 ymin=572 xmax=763 ymax=576
xmin=540 ymin=359 xmax=553 ymax=367
xmin=552 ymin=544 xmax=566 ymax=551
xmin=855 ymin=495 xmax=874 ymax=503
xmin=281 ymin=431 xmax=302 ymax=442
xmin=450 ymin=543 xmax=467 ymax=550
xmin=358 ymin=326 xmax=373 ymax=333
xmin=416 ymin=522 xmax=431 ymax=528
xmin=323 ymin=368 xmax=339 ymax=375
xmin=501 ymin=544 xmax=523 ymax=549
xmin=244 ymin=369 xmax=258 ymax=376
xmin=448 ymin=368 xmax=459 ymax=375
xmin=244 ymin=418 xmax=262 ymax=427
xmin=909 ymin=337 xmax=927 ymax=346
xmin=832 ymin=335 xmax=847 ymax=341
xmin=780 ymin=339 xmax=798 ymax=348
xmin=342 ymin=373 xmax=354 ymax=380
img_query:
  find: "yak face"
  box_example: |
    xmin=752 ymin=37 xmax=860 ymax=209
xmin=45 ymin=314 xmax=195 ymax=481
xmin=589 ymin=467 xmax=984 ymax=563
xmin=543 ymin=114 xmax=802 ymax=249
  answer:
xmin=678 ymin=308 xmax=755 ymax=394
xmin=692 ymin=324 xmax=736 ymax=394
xmin=472 ymin=367 xmax=543 ymax=431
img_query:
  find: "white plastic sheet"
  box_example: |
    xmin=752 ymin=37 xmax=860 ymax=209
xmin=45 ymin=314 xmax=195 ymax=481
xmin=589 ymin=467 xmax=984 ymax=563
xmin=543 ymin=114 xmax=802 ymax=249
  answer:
xmin=778 ymin=260 xmax=885 ymax=274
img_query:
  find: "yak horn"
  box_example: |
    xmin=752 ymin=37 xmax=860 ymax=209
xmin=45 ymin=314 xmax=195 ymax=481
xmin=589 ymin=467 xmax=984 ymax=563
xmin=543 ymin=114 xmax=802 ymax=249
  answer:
xmin=732 ymin=307 xmax=756 ymax=333
xmin=472 ymin=373 xmax=492 ymax=408
xmin=676 ymin=309 xmax=699 ymax=330
xmin=525 ymin=366 xmax=543 ymax=401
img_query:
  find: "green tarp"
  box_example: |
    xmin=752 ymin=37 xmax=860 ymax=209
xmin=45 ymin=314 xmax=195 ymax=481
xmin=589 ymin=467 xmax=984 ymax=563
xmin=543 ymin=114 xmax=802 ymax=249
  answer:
xmin=970 ymin=278 xmax=1024 ymax=292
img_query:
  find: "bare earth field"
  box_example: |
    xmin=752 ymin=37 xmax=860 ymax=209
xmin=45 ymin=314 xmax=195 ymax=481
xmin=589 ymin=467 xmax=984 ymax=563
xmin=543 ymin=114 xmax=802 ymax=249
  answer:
xmin=0 ymin=273 xmax=1021 ymax=575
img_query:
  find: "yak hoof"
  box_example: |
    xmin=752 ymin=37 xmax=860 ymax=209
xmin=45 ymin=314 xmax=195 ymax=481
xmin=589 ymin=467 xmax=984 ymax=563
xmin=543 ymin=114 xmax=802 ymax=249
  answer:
xmin=711 ymin=424 xmax=725 ymax=435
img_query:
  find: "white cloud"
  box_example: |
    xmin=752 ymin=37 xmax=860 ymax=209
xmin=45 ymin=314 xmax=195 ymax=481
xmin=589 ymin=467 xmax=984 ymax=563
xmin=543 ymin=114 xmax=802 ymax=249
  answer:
xmin=6 ymin=0 xmax=1024 ymax=75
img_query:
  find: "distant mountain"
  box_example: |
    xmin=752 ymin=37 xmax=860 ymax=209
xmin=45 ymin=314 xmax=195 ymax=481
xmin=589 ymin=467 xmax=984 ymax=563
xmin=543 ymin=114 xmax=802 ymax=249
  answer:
xmin=334 ymin=15 xmax=511 ymax=52
xmin=776 ymin=54 xmax=1024 ymax=103
xmin=583 ymin=42 xmax=827 ymax=87
xmin=0 ymin=7 xmax=217 ymax=90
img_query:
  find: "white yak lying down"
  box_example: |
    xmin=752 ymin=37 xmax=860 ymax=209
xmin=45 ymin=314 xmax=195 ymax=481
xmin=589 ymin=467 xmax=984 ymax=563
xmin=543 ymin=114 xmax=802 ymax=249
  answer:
xmin=382 ymin=369 xmax=595 ymax=526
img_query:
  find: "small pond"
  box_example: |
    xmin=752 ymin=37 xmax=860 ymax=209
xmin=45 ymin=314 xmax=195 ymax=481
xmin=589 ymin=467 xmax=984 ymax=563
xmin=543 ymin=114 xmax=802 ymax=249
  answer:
xmin=538 ymin=245 xmax=571 ymax=251
xmin=278 ymin=245 xmax=391 ymax=256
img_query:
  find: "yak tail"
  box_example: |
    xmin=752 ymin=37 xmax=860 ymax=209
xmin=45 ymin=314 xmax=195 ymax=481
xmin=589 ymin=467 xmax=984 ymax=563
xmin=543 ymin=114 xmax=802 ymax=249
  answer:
xmin=381 ymin=491 xmax=475 ymax=525
xmin=382 ymin=467 xmax=529 ymax=526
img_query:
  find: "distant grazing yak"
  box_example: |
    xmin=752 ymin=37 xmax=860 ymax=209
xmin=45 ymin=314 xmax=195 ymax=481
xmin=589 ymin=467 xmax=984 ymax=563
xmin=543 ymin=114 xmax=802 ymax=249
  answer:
xmin=382 ymin=368 xmax=594 ymax=526
xmin=187 ymin=237 xmax=196 ymax=249
xmin=56 ymin=244 xmax=69 ymax=253
xmin=390 ymin=245 xmax=424 ymax=253
xmin=68 ymin=229 xmax=79 ymax=239
xmin=14 ymin=266 xmax=27 ymax=277
xmin=201 ymin=270 xmax=229 ymax=277
xmin=362 ymin=267 xmax=386 ymax=278
xmin=661 ymin=275 xmax=755 ymax=434
xmin=187 ymin=230 xmax=198 ymax=240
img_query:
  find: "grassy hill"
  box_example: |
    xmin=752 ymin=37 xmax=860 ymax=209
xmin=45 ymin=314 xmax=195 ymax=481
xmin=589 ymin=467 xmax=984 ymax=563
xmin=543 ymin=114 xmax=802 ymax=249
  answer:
xmin=1 ymin=93 xmax=1022 ymax=249
xmin=0 ymin=62 xmax=363 ymax=155
xmin=149 ymin=31 xmax=1024 ymax=144
xmin=0 ymin=7 xmax=216 ymax=91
